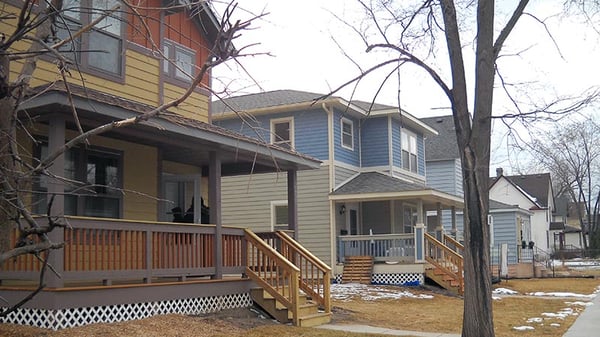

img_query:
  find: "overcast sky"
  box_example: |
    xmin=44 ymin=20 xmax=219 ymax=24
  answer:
xmin=212 ymin=1 xmax=600 ymax=171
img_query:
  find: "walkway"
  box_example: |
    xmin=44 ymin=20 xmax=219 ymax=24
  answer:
xmin=563 ymin=291 xmax=600 ymax=337
xmin=319 ymin=324 xmax=460 ymax=337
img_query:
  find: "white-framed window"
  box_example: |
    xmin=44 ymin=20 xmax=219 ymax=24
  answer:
xmin=270 ymin=118 xmax=294 ymax=149
xmin=162 ymin=39 xmax=196 ymax=81
xmin=341 ymin=118 xmax=354 ymax=150
xmin=401 ymin=129 xmax=418 ymax=173
xmin=270 ymin=200 xmax=288 ymax=231
xmin=403 ymin=205 xmax=417 ymax=234
xmin=57 ymin=0 xmax=124 ymax=77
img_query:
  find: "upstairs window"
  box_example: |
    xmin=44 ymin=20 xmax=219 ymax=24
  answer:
xmin=270 ymin=118 xmax=294 ymax=149
xmin=401 ymin=130 xmax=418 ymax=173
xmin=163 ymin=39 xmax=196 ymax=82
xmin=341 ymin=118 xmax=354 ymax=150
xmin=57 ymin=0 xmax=124 ymax=77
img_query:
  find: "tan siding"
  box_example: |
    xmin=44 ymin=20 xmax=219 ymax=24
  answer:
xmin=163 ymin=83 xmax=209 ymax=121
xmin=221 ymin=167 xmax=332 ymax=264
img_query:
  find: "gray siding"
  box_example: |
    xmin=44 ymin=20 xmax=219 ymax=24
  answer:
xmin=221 ymin=167 xmax=332 ymax=265
xmin=426 ymin=159 xmax=461 ymax=196
xmin=490 ymin=211 xmax=519 ymax=265
xmin=334 ymin=165 xmax=359 ymax=188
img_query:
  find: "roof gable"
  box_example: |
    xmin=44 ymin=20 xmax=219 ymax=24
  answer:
xmin=490 ymin=173 xmax=552 ymax=208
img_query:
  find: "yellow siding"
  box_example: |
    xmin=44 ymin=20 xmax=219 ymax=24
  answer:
xmin=163 ymin=83 xmax=209 ymax=122
xmin=162 ymin=161 xmax=202 ymax=175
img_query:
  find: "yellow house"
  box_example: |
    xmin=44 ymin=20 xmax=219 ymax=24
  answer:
xmin=0 ymin=0 xmax=328 ymax=329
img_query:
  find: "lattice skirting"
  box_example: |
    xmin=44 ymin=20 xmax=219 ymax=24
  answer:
xmin=334 ymin=273 xmax=423 ymax=286
xmin=0 ymin=292 xmax=252 ymax=330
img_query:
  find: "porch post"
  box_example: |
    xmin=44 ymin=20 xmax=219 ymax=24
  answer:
xmin=416 ymin=200 xmax=424 ymax=223
xmin=46 ymin=116 xmax=65 ymax=288
xmin=414 ymin=223 xmax=425 ymax=263
xmin=435 ymin=202 xmax=443 ymax=241
xmin=451 ymin=206 xmax=457 ymax=239
xmin=209 ymin=151 xmax=222 ymax=279
xmin=287 ymin=169 xmax=298 ymax=240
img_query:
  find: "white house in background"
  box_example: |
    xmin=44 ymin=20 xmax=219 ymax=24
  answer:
xmin=489 ymin=169 xmax=555 ymax=253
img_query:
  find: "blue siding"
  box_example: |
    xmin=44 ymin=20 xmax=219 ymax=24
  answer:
xmin=333 ymin=110 xmax=360 ymax=166
xmin=361 ymin=117 xmax=389 ymax=167
xmin=426 ymin=160 xmax=461 ymax=196
xmin=392 ymin=120 xmax=401 ymax=167
xmin=215 ymin=109 xmax=329 ymax=160
xmin=417 ymin=133 xmax=425 ymax=175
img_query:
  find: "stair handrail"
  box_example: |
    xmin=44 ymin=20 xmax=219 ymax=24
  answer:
xmin=244 ymin=229 xmax=300 ymax=325
xmin=424 ymin=232 xmax=464 ymax=295
xmin=443 ymin=233 xmax=464 ymax=256
xmin=275 ymin=231 xmax=332 ymax=313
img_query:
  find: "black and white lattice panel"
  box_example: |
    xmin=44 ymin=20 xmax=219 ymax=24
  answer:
xmin=0 ymin=292 xmax=252 ymax=330
xmin=371 ymin=273 xmax=423 ymax=286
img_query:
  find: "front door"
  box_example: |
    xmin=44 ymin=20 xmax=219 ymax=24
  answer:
xmin=160 ymin=174 xmax=202 ymax=223
xmin=346 ymin=203 xmax=359 ymax=235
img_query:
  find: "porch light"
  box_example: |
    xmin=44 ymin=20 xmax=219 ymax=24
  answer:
xmin=340 ymin=205 xmax=346 ymax=215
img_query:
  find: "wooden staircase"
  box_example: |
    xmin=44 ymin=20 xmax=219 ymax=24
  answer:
xmin=424 ymin=233 xmax=464 ymax=295
xmin=341 ymin=256 xmax=373 ymax=284
xmin=245 ymin=230 xmax=332 ymax=327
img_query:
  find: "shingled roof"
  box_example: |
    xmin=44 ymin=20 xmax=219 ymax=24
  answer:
xmin=331 ymin=172 xmax=428 ymax=195
xmin=490 ymin=173 xmax=552 ymax=208
xmin=211 ymin=89 xmax=395 ymax=115
xmin=421 ymin=115 xmax=460 ymax=161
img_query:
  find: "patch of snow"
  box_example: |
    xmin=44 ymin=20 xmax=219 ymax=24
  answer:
xmin=492 ymin=296 xmax=502 ymax=300
xmin=527 ymin=291 xmax=596 ymax=299
xmin=513 ymin=326 xmax=535 ymax=331
xmin=493 ymin=287 xmax=518 ymax=295
xmin=541 ymin=308 xmax=575 ymax=320
xmin=330 ymin=283 xmax=434 ymax=301
xmin=526 ymin=317 xmax=543 ymax=323
xmin=551 ymin=323 xmax=561 ymax=327
xmin=565 ymin=301 xmax=594 ymax=307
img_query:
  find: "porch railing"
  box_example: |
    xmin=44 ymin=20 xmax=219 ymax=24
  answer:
xmin=0 ymin=217 xmax=246 ymax=285
xmin=442 ymin=233 xmax=464 ymax=256
xmin=424 ymin=232 xmax=464 ymax=294
xmin=244 ymin=229 xmax=301 ymax=325
xmin=258 ymin=231 xmax=331 ymax=313
xmin=337 ymin=233 xmax=415 ymax=263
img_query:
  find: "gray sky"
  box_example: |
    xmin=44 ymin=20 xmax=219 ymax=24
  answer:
xmin=212 ymin=0 xmax=600 ymax=171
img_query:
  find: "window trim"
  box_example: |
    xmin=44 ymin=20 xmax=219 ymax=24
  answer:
xmin=270 ymin=200 xmax=288 ymax=231
xmin=401 ymin=129 xmax=418 ymax=173
xmin=270 ymin=117 xmax=294 ymax=149
xmin=162 ymin=38 xmax=197 ymax=84
xmin=341 ymin=117 xmax=354 ymax=150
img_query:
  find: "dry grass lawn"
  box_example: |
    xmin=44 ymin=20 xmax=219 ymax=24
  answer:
xmin=0 ymin=276 xmax=598 ymax=337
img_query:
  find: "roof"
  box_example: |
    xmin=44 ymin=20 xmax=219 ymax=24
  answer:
xmin=490 ymin=173 xmax=552 ymax=208
xmin=421 ymin=115 xmax=460 ymax=161
xmin=330 ymin=172 xmax=464 ymax=208
xmin=20 ymin=82 xmax=321 ymax=174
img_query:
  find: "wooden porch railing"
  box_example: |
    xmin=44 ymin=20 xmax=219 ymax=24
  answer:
xmin=337 ymin=233 xmax=415 ymax=263
xmin=0 ymin=217 xmax=246 ymax=285
xmin=424 ymin=232 xmax=464 ymax=295
xmin=442 ymin=233 xmax=464 ymax=256
xmin=244 ymin=229 xmax=301 ymax=325
xmin=272 ymin=231 xmax=331 ymax=313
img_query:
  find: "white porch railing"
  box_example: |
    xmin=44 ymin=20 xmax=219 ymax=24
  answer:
xmin=337 ymin=233 xmax=415 ymax=263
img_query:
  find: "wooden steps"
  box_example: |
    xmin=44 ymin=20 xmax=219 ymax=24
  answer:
xmin=424 ymin=265 xmax=462 ymax=295
xmin=250 ymin=288 xmax=331 ymax=327
xmin=342 ymin=256 xmax=373 ymax=284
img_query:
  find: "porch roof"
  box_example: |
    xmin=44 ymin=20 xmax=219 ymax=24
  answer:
xmin=329 ymin=172 xmax=463 ymax=208
xmin=19 ymin=82 xmax=321 ymax=175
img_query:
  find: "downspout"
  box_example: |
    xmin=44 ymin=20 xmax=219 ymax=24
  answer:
xmin=322 ymin=103 xmax=337 ymax=269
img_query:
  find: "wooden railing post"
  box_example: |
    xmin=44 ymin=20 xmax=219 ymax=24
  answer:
xmin=414 ymin=223 xmax=425 ymax=263
xmin=144 ymin=229 xmax=152 ymax=283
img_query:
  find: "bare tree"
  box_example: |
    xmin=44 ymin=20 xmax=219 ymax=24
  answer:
xmin=520 ymin=117 xmax=600 ymax=253
xmin=0 ymin=0 xmax=254 ymax=315
xmin=325 ymin=1 xmax=599 ymax=336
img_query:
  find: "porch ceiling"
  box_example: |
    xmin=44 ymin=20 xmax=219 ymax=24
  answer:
xmin=19 ymin=83 xmax=321 ymax=175
xmin=329 ymin=172 xmax=464 ymax=209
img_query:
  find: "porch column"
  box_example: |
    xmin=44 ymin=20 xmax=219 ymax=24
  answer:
xmin=435 ymin=202 xmax=443 ymax=241
xmin=209 ymin=151 xmax=222 ymax=279
xmin=287 ymin=169 xmax=298 ymax=240
xmin=46 ymin=116 xmax=65 ymax=288
xmin=414 ymin=223 xmax=425 ymax=263
xmin=416 ymin=200 xmax=424 ymax=223
xmin=451 ymin=206 xmax=457 ymax=239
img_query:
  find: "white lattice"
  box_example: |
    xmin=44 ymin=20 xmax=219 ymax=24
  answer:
xmin=0 ymin=293 xmax=252 ymax=330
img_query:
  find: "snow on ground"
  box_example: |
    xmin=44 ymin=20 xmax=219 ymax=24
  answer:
xmin=493 ymin=287 xmax=519 ymax=295
xmin=541 ymin=307 xmax=576 ymax=319
xmin=565 ymin=301 xmax=594 ymax=306
xmin=513 ymin=326 xmax=535 ymax=331
xmin=552 ymin=259 xmax=600 ymax=269
xmin=526 ymin=291 xmax=596 ymax=299
xmin=330 ymin=283 xmax=434 ymax=301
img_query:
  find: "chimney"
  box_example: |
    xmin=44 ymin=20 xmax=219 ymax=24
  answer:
xmin=496 ymin=167 xmax=503 ymax=177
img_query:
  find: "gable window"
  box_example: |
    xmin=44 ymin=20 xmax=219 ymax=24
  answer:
xmin=270 ymin=118 xmax=294 ymax=149
xmin=35 ymin=144 xmax=122 ymax=218
xmin=341 ymin=118 xmax=354 ymax=150
xmin=271 ymin=201 xmax=288 ymax=231
xmin=401 ymin=130 xmax=418 ymax=173
xmin=162 ymin=39 xmax=196 ymax=81
xmin=57 ymin=0 xmax=124 ymax=77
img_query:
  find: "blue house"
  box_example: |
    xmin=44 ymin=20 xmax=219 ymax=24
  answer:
xmin=212 ymin=90 xmax=464 ymax=288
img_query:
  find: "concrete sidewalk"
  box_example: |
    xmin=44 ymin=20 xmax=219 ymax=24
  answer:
xmin=563 ymin=292 xmax=600 ymax=337
xmin=318 ymin=324 xmax=460 ymax=337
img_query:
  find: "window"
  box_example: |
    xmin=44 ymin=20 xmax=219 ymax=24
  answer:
xmin=341 ymin=118 xmax=354 ymax=150
xmin=56 ymin=0 xmax=124 ymax=76
xmin=162 ymin=39 xmax=196 ymax=81
xmin=35 ymin=144 xmax=122 ymax=218
xmin=403 ymin=206 xmax=417 ymax=233
xmin=401 ymin=130 xmax=418 ymax=173
xmin=270 ymin=118 xmax=294 ymax=149
xmin=271 ymin=201 xmax=288 ymax=231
